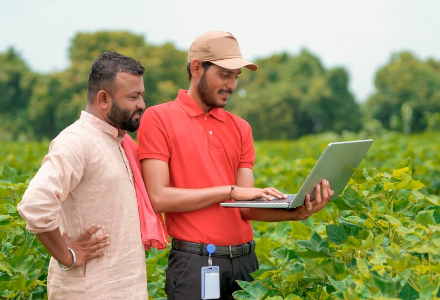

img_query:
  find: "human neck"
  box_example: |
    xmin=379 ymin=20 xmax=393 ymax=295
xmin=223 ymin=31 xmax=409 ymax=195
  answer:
xmin=85 ymin=103 xmax=114 ymax=126
xmin=187 ymin=84 xmax=212 ymax=114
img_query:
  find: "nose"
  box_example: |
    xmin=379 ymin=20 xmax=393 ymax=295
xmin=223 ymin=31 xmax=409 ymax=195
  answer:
xmin=225 ymin=77 xmax=238 ymax=91
xmin=137 ymin=96 xmax=146 ymax=111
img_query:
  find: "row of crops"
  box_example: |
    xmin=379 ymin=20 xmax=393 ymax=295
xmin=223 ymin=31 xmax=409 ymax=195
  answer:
xmin=1 ymin=131 xmax=440 ymax=299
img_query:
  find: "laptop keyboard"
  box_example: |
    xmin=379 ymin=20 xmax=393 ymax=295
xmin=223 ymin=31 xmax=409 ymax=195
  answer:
xmin=253 ymin=194 xmax=296 ymax=203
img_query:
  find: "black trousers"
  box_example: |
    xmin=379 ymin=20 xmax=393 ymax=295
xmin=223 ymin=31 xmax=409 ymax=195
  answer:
xmin=165 ymin=248 xmax=259 ymax=300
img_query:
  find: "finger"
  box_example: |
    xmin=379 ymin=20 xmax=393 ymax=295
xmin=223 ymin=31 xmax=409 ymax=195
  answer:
xmin=259 ymin=192 xmax=274 ymax=201
xmin=80 ymin=225 xmax=102 ymax=241
xmin=321 ymin=180 xmax=329 ymax=201
xmin=89 ymin=234 xmax=110 ymax=245
xmin=89 ymin=240 xmax=110 ymax=252
xmin=84 ymin=252 xmax=106 ymax=262
xmin=263 ymin=188 xmax=284 ymax=199
xmin=304 ymin=194 xmax=312 ymax=212
xmin=267 ymin=187 xmax=286 ymax=198
xmin=314 ymin=184 xmax=322 ymax=204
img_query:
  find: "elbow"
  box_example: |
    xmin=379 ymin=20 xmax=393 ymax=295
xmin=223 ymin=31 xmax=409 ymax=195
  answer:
xmin=239 ymin=208 xmax=252 ymax=220
xmin=148 ymin=194 xmax=168 ymax=213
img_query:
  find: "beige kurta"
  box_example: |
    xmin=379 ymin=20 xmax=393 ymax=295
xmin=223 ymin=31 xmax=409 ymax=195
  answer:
xmin=18 ymin=111 xmax=147 ymax=299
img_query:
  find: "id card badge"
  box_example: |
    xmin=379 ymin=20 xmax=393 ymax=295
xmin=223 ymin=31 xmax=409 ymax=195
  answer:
xmin=201 ymin=266 xmax=220 ymax=299
xmin=201 ymin=244 xmax=220 ymax=299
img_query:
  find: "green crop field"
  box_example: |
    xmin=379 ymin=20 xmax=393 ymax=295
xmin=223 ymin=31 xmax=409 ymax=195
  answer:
xmin=1 ymin=131 xmax=440 ymax=299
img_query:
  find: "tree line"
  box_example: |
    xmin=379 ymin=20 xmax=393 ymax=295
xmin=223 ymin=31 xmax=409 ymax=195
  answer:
xmin=1 ymin=31 xmax=440 ymax=141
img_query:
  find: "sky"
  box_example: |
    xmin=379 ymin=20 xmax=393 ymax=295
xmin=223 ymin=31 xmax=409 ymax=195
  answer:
xmin=1 ymin=0 xmax=439 ymax=103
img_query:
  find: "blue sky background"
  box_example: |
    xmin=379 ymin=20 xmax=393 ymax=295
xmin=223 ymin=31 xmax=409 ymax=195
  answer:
xmin=1 ymin=0 xmax=439 ymax=102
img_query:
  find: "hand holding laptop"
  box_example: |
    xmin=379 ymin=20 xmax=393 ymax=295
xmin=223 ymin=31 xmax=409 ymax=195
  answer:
xmin=290 ymin=179 xmax=334 ymax=220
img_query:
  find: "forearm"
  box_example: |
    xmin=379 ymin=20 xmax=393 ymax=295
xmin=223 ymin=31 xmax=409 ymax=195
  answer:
xmin=149 ymin=185 xmax=233 ymax=213
xmin=36 ymin=228 xmax=72 ymax=266
xmin=143 ymin=161 xmax=281 ymax=213
xmin=240 ymin=207 xmax=301 ymax=222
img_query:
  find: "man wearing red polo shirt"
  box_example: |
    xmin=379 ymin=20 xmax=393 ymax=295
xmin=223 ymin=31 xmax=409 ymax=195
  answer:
xmin=138 ymin=31 xmax=334 ymax=299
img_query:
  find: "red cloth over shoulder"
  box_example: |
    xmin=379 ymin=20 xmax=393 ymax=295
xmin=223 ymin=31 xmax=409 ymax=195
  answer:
xmin=121 ymin=135 xmax=169 ymax=250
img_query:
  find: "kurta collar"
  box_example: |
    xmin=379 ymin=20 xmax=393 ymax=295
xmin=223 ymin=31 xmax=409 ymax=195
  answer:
xmin=176 ymin=89 xmax=226 ymax=122
xmin=80 ymin=111 xmax=126 ymax=143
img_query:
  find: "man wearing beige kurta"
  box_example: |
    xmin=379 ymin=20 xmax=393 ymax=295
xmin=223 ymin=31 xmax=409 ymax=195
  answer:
xmin=18 ymin=51 xmax=148 ymax=299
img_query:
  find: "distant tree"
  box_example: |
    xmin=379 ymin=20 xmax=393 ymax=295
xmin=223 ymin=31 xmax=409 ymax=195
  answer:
xmin=364 ymin=52 xmax=440 ymax=133
xmin=229 ymin=50 xmax=361 ymax=140
xmin=0 ymin=48 xmax=36 ymax=139
xmin=68 ymin=31 xmax=187 ymax=108
xmin=27 ymin=73 xmax=63 ymax=138
xmin=26 ymin=31 xmax=188 ymax=139
xmin=1 ymin=34 xmax=363 ymax=141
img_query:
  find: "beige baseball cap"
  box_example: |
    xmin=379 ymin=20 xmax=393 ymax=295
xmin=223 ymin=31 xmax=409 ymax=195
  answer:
xmin=188 ymin=31 xmax=258 ymax=71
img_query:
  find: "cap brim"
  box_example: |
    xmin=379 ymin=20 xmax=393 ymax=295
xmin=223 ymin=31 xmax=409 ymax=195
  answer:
xmin=211 ymin=58 xmax=258 ymax=71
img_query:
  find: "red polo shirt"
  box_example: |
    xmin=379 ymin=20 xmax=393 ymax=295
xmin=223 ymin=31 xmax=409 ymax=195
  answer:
xmin=137 ymin=89 xmax=255 ymax=245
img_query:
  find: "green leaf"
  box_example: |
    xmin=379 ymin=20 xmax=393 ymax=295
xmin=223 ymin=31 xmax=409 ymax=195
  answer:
xmin=297 ymin=232 xmax=328 ymax=253
xmin=234 ymin=281 xmax=267 ymax=300
xmin=0 ymin=163 xmax=17 ymax=183
xmin=333 ymin=186 xmax=365 ymax=211
xmin=327 ymin=276 xmax=353 ymax=292
xmin=343 ymin=216 xmax=367 ymax=226
xmin=384 ymin=215 xmax=402 ymax=227
xmin=370 ymin=271 xmax=398 ymax=297
xmin=418 ymin=275 xmax=440 ymax=299
xmin=289 ymin=221 xmax=313 ymax=240
xmin=415 ymin=210 xmax=437 ymax=226
xmin=395 ymin=158 xmax=412 ymax=175
xmin=344 ymin=236 xmax=362 ymax=247
xmin=350 ymin=167 xmax=368 ymax=184
xmin=286 ymin=270 xmax=305 ymax=283
xmin=397 ymin=283 xmax=419 ymax=300
xmin=340 ymin=221 xmax=362 ymax=237
xmin=0 ymin=260 xmax=13 ymax=276
xmin=383 ymin=173 xmax=425 ymax=190
xmin=326 ymin=225 xmax=348 ymax=245
xmin=391 ymin=167 xmax=410 ymax=179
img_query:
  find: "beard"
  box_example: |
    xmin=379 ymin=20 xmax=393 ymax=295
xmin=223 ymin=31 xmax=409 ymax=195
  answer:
xmin=197 ymin=72 xmax=233 ymax=108
xmin=107 ymin=97 xmax=143 ymax=132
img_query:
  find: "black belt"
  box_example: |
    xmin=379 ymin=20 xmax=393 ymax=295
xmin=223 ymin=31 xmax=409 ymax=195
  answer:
xmin=171 ymin=239 xmax=256 ymax=258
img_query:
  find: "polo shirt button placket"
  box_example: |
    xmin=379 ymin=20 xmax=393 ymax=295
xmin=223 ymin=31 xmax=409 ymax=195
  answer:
xmin=209 ymin=131 xmax=213 ymax=135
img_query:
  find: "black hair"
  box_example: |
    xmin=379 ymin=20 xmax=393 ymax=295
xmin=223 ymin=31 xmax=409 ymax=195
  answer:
xmin=186 ymin=61 xmax=214 ymax=81
xmin=87 ymin=51 xmax=145 ymax=102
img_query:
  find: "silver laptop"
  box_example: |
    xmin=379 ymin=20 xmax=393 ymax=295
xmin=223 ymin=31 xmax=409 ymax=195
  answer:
xmin=221 ymin=139 xmax=373 ymax=209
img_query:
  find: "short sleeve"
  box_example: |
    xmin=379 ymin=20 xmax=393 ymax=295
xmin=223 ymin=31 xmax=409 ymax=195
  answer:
xmin=137 ymin=107 xmax=171 ymax=162
xmin=238 ymin=122 xmax=255 ymax=169
xmin=17 ymin=138 xmax=85 ymax=234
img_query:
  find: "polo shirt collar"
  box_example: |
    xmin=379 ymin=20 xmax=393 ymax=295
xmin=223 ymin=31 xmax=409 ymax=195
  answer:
xmin=80 ymin=111 xmax=126 ymax=142
xmin=176 ymin=89 xmax=225 ymax=122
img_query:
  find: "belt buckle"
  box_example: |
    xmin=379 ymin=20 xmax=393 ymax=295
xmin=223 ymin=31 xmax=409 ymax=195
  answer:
xmin=229 ymin=245 xmax=233 ymax=258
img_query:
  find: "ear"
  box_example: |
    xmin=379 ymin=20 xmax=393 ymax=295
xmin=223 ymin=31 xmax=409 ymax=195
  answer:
xmin=190 ymin=60 xmax=203 ymax=79
xmin=97 ymin=90 xmax=111 ymax=110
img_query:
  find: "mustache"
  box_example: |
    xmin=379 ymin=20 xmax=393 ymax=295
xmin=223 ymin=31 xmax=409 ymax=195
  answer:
xmin=218 ymin=88 xmax=233 ymax=95
xmin=131 ymin=109 xmax=144 ymax=118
